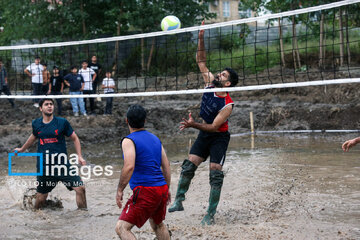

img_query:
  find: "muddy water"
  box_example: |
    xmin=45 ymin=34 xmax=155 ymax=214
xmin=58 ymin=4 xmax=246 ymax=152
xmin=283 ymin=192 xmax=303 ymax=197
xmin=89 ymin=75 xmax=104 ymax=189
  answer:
xmin=0 ymin=134 xmax=360 ymax=240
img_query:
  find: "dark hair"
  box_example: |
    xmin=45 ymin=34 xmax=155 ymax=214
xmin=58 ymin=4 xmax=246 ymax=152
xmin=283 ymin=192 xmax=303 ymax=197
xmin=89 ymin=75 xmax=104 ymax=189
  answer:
xmin=35 ymin=56 xmax=40 ymax=59
xmin=70 ymin=65 xmax=77 ymax=70
xmin=126 ymin=105 xmax=146 ymax=128
xmin=82 ymin=60 xmax=88 ymax=64
xmin=224 ymin=67 xmax=239 ymax=87
xmin=43 ymin=63 xmax=47 ymax=67
xmin=39 ymin=98 xmax=54 ymax=108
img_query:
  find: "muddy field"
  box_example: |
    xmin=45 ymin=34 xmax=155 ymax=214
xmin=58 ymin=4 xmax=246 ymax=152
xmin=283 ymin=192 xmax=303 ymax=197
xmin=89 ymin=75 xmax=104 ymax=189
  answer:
xmin=0 ymin=135 xmax=360 ymax=239
xmin=1 ymin=71 xmax=360 ymax=239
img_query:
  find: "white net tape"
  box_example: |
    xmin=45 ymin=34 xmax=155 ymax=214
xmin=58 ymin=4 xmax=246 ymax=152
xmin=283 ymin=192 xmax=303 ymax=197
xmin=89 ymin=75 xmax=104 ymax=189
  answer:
xmin=2 ymin=78 xmax=360 ymax=99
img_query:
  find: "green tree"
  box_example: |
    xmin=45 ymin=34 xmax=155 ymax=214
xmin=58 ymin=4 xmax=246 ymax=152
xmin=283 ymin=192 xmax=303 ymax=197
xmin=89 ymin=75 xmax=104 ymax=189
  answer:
xmin=0 ymin=0 xmax=214 ymax=76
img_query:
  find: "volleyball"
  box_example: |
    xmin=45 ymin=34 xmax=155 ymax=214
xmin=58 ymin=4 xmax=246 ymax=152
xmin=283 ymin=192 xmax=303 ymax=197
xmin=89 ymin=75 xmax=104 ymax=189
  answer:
xmin=161 ymin=16 xmax=181 ymax=31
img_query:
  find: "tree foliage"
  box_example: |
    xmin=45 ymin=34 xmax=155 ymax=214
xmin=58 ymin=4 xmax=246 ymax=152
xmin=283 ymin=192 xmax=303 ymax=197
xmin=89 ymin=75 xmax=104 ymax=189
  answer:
xmin=0 ymin=0 xmax=215 ymax=44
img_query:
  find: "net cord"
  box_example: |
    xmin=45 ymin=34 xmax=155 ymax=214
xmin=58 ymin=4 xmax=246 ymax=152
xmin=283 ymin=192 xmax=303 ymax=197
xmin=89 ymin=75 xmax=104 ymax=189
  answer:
xmin=2 ymin=78 xmax=360 ymax=99
xmin=0 ymin=0 xmax=359 ymax=50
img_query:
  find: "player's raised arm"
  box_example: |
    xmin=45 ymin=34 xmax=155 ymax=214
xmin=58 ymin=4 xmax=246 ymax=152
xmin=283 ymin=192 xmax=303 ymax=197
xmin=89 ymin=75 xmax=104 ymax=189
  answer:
xmin=196 ymin=21 xmax=214 ymax=87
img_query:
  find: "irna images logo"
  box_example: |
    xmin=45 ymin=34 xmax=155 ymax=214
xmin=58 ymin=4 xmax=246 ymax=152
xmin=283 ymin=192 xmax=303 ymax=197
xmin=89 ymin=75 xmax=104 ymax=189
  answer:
xmin=8 ymin=151 xmax=113 ymax=179
xmin=8 ymin=151 xmax=43 ymax=176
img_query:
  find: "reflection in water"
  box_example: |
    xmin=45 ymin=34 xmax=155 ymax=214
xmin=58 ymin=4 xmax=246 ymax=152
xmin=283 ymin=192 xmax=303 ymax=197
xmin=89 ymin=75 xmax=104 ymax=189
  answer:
xmin=1 ymin=134 xmax=360 ymax=239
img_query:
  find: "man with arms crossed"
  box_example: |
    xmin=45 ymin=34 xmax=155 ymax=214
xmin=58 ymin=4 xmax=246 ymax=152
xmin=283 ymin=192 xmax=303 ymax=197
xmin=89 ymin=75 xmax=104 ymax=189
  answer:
xmin=115 ymin=105 xmax=171 ymax=240
xmin=79 ymin=60 xmax=96 ymax=115
xmin=24 ymin=56 xmax=44 ymax=107
xmin=168 ymin=24 xmax=239 ymax=225
xmin=14 ymin=99 xmax=87 ymax=209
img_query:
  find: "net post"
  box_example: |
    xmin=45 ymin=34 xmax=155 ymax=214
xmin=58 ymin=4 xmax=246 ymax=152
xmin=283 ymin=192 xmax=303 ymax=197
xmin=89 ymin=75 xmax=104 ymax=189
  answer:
xmin=250 ymin=111 xmax=255 ymax=149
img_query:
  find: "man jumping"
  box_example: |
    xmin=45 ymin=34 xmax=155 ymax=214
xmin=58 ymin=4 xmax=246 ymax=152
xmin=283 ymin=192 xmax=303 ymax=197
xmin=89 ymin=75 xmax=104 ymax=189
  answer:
xmin=168 ymin=23 xmax=239 ymax=225
xmin=14 ymin=99 xmax=87 ymax=209
xmin=115 ymin=105 xmax=171 ymax=240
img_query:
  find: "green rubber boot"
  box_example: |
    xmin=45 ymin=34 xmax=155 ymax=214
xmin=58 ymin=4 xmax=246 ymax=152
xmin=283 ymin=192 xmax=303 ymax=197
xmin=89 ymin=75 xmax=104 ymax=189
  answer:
xmin=201 ymin=170 xmax=224 ymax=225
xmin=168 ymin=159 xmax=197 ymax=213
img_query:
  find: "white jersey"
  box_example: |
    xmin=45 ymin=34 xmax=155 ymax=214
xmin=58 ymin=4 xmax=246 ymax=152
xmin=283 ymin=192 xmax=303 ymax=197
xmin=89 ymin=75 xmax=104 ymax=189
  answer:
xmin=78 ymin=67 xmax=95 ymax=90
xmin=102 ymin=78 xmax=115 ymax=93
xmin=26 ymin=63 xmax=44 ymax=83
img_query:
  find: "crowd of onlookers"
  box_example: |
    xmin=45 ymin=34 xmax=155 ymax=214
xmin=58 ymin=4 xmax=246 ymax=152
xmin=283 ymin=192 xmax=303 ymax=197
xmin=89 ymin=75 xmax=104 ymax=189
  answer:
xmin=0 ymin=55 xmax=116 ymax=116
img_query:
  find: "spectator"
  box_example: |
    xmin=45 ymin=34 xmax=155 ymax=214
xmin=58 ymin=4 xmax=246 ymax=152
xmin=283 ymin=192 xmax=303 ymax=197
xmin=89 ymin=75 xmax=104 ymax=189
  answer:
xmin=0 ymin=59 xmax=15 ymax=108
xmin=42 ymin=63 xmax=51 ymax=95
xmin=64 ymin=66 xmax=87 ymax=117
xmin=88 ymin=55 xmax=102 ymax=94
xmin=48 ymin=66 xmax=64 ymax=115
xmin=101 ymin=71 xmax=115 ymax=115
xmin=79 ymin=60 xmax=96 ymax=115
xmin=25 ymin=56 xmax=44 ymax=107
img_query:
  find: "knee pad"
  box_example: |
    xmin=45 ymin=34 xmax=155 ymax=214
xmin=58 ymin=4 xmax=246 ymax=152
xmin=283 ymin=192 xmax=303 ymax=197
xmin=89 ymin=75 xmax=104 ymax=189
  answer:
xmin=209 ymin=170 xmax=224 ymax=190
xmin=181 ymin=159 xmax=198 ymax=177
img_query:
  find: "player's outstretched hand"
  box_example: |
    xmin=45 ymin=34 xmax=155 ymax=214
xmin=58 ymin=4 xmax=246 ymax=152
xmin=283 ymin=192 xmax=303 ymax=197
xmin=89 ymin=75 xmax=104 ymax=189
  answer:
xmin=199 ymin=20 xmax=205 ymax=39
xmin=180 ymin=113 xmax=195 ymax=131
xmin=13 ymin=148 xmax=22 ymax=153
xmin=116 ymin=191 xmax=123 ymax=209
xmin=342 ymin=138 xmax=358 ymax=152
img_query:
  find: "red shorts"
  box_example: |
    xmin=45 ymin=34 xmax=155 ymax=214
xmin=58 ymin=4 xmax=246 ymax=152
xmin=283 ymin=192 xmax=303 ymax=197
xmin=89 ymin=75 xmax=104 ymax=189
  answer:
xmin=119 ymin=185 xmax=168 ymax=228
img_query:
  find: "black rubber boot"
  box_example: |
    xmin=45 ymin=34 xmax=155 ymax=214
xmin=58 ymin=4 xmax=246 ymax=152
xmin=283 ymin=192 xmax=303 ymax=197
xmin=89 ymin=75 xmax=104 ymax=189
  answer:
xmin=201 ymin=170 xmax=224 ymax=225
xmin=168 ymin=159 xmax=198 ymax=212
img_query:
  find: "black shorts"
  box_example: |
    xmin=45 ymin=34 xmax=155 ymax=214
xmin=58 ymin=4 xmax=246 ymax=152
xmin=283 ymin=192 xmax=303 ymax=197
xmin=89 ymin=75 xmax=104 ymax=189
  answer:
xmin=36 ymin=175 xmax=83 ymax=194
xmin=189 ymin=130 xmax=230 ymax=166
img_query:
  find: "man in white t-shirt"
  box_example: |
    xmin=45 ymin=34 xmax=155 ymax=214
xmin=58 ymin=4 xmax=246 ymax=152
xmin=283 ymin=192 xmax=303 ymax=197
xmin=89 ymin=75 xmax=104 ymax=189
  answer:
xmin=78 ymin=60 xmax=96 ymax=115
xmin=101 ymin=71 xmax=115 ymax=115
xmin=24 ymin=56 xmax=44 ymax=107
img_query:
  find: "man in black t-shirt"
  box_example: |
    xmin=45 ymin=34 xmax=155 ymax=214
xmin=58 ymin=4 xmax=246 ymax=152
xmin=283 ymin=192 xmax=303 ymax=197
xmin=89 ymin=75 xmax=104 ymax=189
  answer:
xmin=88 ymin=55 xmax=102 ymax=94
xmin=49 ymin=66 xmax=64 ymax=115
xmin=14 ymin=99 xmax=87 ymax=209
xmin=0 ymin=59 xmax=15 ymax=107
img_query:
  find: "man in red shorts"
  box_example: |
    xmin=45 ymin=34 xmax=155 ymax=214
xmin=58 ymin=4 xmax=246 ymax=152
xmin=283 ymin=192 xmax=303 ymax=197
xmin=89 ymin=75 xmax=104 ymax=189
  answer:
xmin=115 ymin=104 xmax=171 ymax=240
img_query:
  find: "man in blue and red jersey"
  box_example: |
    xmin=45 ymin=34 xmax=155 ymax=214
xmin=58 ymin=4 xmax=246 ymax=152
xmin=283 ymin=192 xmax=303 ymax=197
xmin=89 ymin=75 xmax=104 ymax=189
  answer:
xmin=115 ymin=105 xmax=171 ymax=240
xmin=168 ymin=23 xmax=239 ymax=225
xmin=14 ymin=99 xmax=87 ymax=209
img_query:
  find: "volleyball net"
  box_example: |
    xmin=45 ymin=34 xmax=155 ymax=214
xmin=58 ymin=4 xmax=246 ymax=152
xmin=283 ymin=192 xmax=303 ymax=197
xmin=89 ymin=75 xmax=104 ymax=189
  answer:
xmin=1 ymin=0 xmax=360 ymax=99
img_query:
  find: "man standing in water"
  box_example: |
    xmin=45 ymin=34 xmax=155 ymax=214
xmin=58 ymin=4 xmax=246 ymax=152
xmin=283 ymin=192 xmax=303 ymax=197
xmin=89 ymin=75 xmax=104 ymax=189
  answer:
xmin=115 ymin=105 xmax=171 ymax=240
xmin=14 ymin=99 xmax=87 ymax=209
xmin=168 ymin=23 xmax=239 ymax=225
